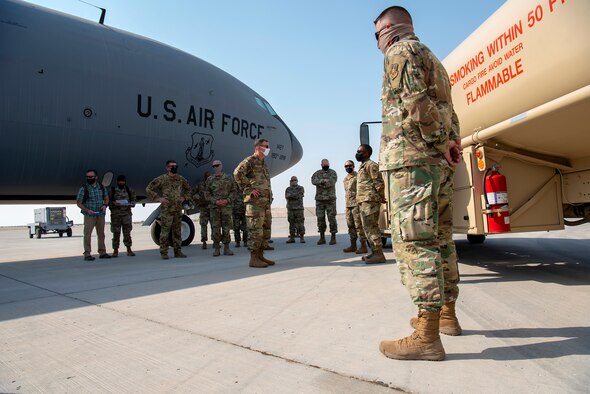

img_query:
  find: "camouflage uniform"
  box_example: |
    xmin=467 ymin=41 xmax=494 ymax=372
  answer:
xmin=232 ymin=185 xmax=248 ymax=245
xmin=193 ymin=179 xmax=211 ymax=242
xmin=285 ymin=184 xmax=305 ymax=237
xmin=311 ymin=169 xmax=338 ymax=234
xmin=109 ymin=185 xmax=137 ymax=250
xmin=356 ymin=159 xmax=385 ymax=251
xmin=381 ymin=34 xmax=460 ymax=311
xmin=234 ymin=154 xmax=272 ymax=252
xmin=146 ymin=174 xmax=192 ymax=256
xmin=344 ymin=171 xmax=366 ymax=244
xmin=205 ymin=173 xmax=235 ymax=245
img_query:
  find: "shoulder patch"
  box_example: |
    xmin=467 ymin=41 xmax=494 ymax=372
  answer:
xmin=388 ymin=55 xmax=407 ymax=89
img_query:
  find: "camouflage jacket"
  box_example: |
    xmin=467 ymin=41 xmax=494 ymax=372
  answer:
xmin=205 ymin=173 xmax=235 ymax=208
xmin=233 ymin=154 xmax=272 ymax=205
xmin=311 ymin=168 xmax=337 ymax=201
xmin=192 ymin=179 xmax=209 ymax=208
xmin=232 ymin=184 xmax=245 ymax=213
xmin=380 ymin=34 xmax=460 ymax=170
xmin=343 ymin=171 xmax=358 ymax=208
xmin=108 ymin=185 xmax=137 ymax=213
xmin=356 ymin=159 xmax=385 ymax=204
xmin=285 ymin=185 xmax=304 ymax=210
xmin=146 ymin=173 xmax=191 ymax=211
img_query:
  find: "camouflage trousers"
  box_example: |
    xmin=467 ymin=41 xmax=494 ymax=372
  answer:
xmin=387 ymin=164 xmax=459 ymax=311
xmin=245 ymin=202 xmax=272 ymax=252
xmin=199 ymin=207 xmax=210 ymax=242
xmin=233 ymin=209 xmax=247 ymax=243
xmin=316 ymin=199 xmax=337 ymax=234
xmin=345 ymin=206 xmax=366 ymax=242
xmin=210 ymin=206 xmax=233 ymax=245
xmin=287 ymin=208 xmax=305 ymax=236
xmin=359 ymin=201 xmax=381 ymax=250
xmin=110 ymin=210 xmax=132 ymax=249
xmin=159 ymin=208 xmax=183 ymax=255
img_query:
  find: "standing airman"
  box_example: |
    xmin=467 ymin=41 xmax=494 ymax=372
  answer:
xmin=146 ymin=160 xmax=192 ymax=259
xmin=234 ymin=139 xmax=275 ymax=268
xmin=109 ymin=175 xmax=137 ymax=257
xmin=206 ymin=160 xmax=235 ymax=257
xmin=311 ymin=159 xmax=338 ymax=245
xmin=343 ymin=160 xmax=368 ymax=254
xmin=285 ymin=176 xmax=305 ymax=243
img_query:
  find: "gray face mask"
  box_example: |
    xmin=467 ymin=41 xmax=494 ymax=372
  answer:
xmin=290 ymin=181 xmax=298 ymax=186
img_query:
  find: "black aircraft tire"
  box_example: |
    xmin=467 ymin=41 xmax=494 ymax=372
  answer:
xmin=150 ymin=216 xmax=195 ymax=247
xmin=36 ymin=228 xmax=41 ymax=239
xmin=67 ymin=228 xmax=72 ymax=237
xmin=180 ymin=215 xmax=195 ymax=246
xmin=59 ymin=232 xmax=63 ymax=237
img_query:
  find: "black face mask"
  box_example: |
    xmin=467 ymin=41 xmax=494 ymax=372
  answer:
xmin=355 ymin=152 xmax=365 ymax=162
xmin=345 ymin=167 xmax=353 ymax=174
xmin=87 ymin=177 xmax=96 ymax=184
xmin=170 ymin=166 xmax=178 ymax=174
xmin=117 ymin=183 xmax=126 ymax=189
xmin=322 ymin=165 xmax=329 ymax=171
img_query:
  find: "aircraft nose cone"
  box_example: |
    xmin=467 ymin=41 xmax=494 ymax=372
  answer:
xmin=289 ymin=133 xmax=303 ymax=167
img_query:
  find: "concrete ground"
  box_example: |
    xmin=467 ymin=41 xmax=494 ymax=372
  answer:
xmin=0 ymin=215 xmax=589 ymax=393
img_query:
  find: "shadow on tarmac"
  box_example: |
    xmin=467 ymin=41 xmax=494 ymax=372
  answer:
xmin=451 ymin=326 xmax=590 ymax=360
xmin=456 ymin=237 xmax=590 ymax=286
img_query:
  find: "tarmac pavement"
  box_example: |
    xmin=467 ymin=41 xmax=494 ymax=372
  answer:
xmin=0 ymin=215 xmax=589 ymax=393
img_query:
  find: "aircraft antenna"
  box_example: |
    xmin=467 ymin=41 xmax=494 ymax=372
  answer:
xmin=78 ymin=0 xmax=106 ymax=25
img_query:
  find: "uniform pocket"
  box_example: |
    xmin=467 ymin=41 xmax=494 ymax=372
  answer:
xmin=394 ymin=182 xmax=435 ymax=242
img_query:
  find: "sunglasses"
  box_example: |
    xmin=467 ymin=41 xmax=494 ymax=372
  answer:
xmin=344 ymin=165 xmax=353 ymax=168
xmin=375 ymin=24 xmax=392 ymax=41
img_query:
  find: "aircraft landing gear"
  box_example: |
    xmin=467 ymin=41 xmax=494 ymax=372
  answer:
xmin=150 ymin=214 xmax=195 ymax=247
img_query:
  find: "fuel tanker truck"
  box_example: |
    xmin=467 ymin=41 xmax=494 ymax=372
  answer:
xmin=364 ymin=0 xmax=590 ymax=243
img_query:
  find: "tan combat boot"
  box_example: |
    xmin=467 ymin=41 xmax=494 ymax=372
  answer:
xmin=286 ymin=235 xmax=295 ymax=244
xmin=364 ymin=248 xmax=386 ymax=264
xmin=258 ymin=250 xmax=275 ymax=266
xmin=223 ymin=243 xmax=234 ymax=256
xmin=343 ymin=239 xmax=357 ymax=253
xmin=126 ymin=246 xmax=135 ymax=256
xmin=317 ymin=232 xmax=326 ymax=245
xmin=300 ymin=235 xmax=305 ymax=243
xmin=329 ymin=233 xmax=337 ymax=245
xmin=249 ymin=250 xmax=268 ymax=268
xmin=410 ymin=302 xmax=462 ymax=336
xmin=213 ymin=243 xmax=220 ymax=257
xmin=112 ymin=248 xmax=118 ymax=258
xmin=380 ymin=310 xmax=446 ymax=361
xmin=355 ymin=239 xmax=368 ymax=254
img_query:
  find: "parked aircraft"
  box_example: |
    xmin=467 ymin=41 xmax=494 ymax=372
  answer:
xmin=0 ymin=0 xmax=303 ymax=245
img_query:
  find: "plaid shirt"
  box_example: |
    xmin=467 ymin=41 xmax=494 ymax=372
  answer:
xmin=77 ymin=183 xmax=106 ymax=217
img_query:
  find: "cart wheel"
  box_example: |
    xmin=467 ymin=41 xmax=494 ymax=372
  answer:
xmin=67 ymin=228 xmax=72 ymax=237
xmin=59 ymin=232 xmax=63 ymax=237
xmin=35 ymin=228 xmax=42 ymax=239
xmin=29 ymin=233 xmax=33 ymax=239
xmin=467 ymin=234 xmax=486 ymax=244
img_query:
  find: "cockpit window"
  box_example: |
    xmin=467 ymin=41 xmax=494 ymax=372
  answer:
xmin=255 ymin=96 xmax=277 ymax=116
xmin=263 ymin=100 xmax=277 ymax=115
xmin=255 ymin=97 xmax=267 ymax=112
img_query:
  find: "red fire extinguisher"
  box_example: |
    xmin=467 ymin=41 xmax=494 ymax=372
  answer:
xmin=482 ymin=165 xmax=511 ymax=233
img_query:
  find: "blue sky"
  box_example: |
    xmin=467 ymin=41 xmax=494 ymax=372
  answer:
xmin=2 ymin=0 xmax=506 ymax=226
